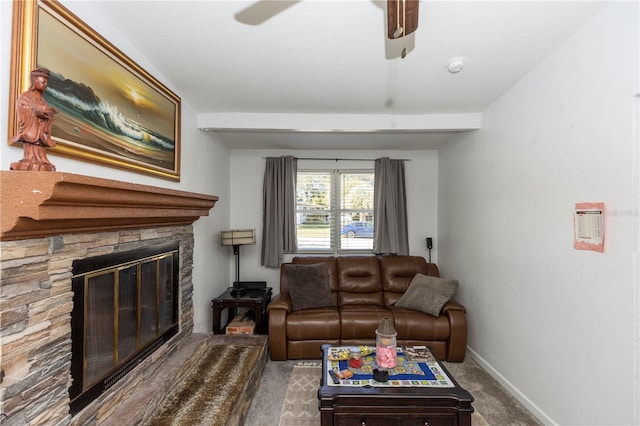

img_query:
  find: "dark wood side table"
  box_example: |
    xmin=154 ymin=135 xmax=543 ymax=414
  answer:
xmin=211 ymin=287 xmax=272 ymax=335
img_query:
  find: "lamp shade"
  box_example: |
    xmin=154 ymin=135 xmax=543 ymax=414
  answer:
xmin=221 ymin=229 xmax=256 ymax=246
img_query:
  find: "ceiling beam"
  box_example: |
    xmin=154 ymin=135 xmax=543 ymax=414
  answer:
xmin=197 ymin=112 xmax=481 ymax=133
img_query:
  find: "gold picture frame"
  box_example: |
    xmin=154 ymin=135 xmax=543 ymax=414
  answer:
xmin=8 ymin=0 xmax=181 ymax=181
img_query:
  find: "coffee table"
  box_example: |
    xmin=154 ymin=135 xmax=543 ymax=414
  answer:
xmin=318 ymin=344 xmax=474 ymax=426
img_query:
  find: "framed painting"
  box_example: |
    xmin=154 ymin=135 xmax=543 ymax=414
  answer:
xmin=8 ymin=0 xmax=181 ymax=180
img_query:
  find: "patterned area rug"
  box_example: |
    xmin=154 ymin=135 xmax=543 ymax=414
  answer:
xmin=278 ymin=363 xmax=322 ymax=426
xmin=141 ymin=343 xmax=263 ymax=426
xmin=278 ymin=363 xmax=489 ymax=426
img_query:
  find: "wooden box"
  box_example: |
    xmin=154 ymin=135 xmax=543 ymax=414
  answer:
xmin=225 ymin=315 xmax=255 ymax=335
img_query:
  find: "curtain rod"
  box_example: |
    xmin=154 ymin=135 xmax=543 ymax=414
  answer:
xmin=266 ymin=157 xmax=411 ymax=162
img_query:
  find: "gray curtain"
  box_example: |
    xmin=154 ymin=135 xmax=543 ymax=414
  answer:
xmin=261 ymin=156 xmax=298 ymax=267
xmin=373 ymin=157 xmax=409 ymax=255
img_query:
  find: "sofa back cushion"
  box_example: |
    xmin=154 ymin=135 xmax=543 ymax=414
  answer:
xmin=380 ymin=256 xmax=439 ymax=306
xmin=336 ymin=256 xmax=384 ymax=306
xmin=285 ymin=255 xmax=437 ymax=308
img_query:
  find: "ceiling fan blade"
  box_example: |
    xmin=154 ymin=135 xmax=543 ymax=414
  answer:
xmin=235 ymin=0 xmax=301 ymax=25
xmin=387 ymin=0 xmax=419 ymax=39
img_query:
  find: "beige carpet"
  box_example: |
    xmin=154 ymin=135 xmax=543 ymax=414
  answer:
xmin=278 ymin=363 xmax=488 ymax=426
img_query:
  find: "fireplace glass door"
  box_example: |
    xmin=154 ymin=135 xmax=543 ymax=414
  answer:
xmin=70 ymin=243 xmax=179 ymax=414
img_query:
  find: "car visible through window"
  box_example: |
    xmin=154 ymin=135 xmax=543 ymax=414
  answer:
xmin=341 ymin=222 xmax=374 ymax=238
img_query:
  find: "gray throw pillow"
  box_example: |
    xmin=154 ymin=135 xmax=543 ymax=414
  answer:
xmin=284 ymin=262 xmax=335 ymax=311
xmin=395 ymin=273 xmax=458 ymax=317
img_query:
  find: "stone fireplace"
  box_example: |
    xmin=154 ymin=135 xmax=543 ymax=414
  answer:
xmin=0 ymin=171 xmax=218 ymax=425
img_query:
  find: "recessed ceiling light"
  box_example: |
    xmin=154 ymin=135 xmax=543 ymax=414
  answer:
xmin=447 ymin=57 xmax=465 ymax=74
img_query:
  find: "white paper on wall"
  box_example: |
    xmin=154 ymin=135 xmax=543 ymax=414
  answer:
xmin=574 ymin=202 xmax=605 ymax=252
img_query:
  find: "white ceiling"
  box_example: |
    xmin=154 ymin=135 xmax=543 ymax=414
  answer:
xmin=91 ymin=0 xmax=606 ymax=150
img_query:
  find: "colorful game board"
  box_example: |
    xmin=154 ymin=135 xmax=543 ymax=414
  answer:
xmin=325 ymin=346 xmax=455 ymax=388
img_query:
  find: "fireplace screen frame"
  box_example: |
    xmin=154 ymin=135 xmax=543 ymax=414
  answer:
xmin=69 ymin=242 xmax=180 ymax=414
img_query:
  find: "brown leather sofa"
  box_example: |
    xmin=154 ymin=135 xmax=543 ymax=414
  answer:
xmin=267 ymin=255 xmax=467 ymax=362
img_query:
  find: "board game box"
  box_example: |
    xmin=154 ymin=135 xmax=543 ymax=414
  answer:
xmin=325 ymin=346 xmax=454 ymax=388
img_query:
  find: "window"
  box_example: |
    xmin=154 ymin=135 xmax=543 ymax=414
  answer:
xmin=296 ymin=170 xmax=374 ymax=253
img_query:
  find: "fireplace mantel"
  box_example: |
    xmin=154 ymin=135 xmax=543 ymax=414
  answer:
xmin=1 ymin=171 xmax=219 ymax=241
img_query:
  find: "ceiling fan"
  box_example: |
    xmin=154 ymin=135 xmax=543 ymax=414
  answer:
xmin=234 ymin=0 xmax=419 ymax=59
xmin=235 ymin=0 xmax=419 ymax=40
xmin=386 ymin=0 xmax=419 ymax=58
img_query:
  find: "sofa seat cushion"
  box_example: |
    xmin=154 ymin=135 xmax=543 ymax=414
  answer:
xmin=339 ymin=305 xmax=392 ymax=340
xmin=389 ymin=306 xmax=451 ymax=340
xmin=286 ymin=308 xmax=340 ymax=341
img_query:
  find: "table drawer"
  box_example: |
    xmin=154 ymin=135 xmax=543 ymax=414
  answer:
xmin=334 ymin=413 xmax=457 ymax=426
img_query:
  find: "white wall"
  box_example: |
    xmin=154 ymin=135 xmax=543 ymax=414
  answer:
xmin=438 ymin=3 xmax=639 ymax=424
xmin=0 ymin=1 xmax=233 ymax=334
xmin=230 ymin=149 xmax=439 ymax=292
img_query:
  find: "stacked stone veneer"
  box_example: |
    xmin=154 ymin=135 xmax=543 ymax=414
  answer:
xmin=0 ymin=226 xmax=196 ymax=425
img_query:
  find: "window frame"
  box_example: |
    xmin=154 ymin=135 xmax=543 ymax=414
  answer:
xmin=294 ymin=168 xmax=374 ymax=255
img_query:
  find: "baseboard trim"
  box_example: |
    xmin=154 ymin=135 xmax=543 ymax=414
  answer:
xmin=466 ymin=345 xmax=556 ymax=425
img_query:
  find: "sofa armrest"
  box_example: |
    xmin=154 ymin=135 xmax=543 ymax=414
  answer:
xmin=267 ymin=293 xmax=292 ymax=314
xmin=442 ymin=300 xmax=467 ymax=362
xmin=441 ymin=299 xmax=466 ymax=314
xmin=267 ymin=293 xmax=292 ymax=361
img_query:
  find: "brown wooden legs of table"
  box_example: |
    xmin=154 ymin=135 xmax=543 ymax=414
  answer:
xmin=212 ymin=304 xmax=237 ymax=335
xmin=211 ymin=296 xmax=270 ymax=335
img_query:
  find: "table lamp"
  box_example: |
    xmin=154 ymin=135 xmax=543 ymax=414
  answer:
xmin=221 ymin=229 xmax=256 ymax=285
